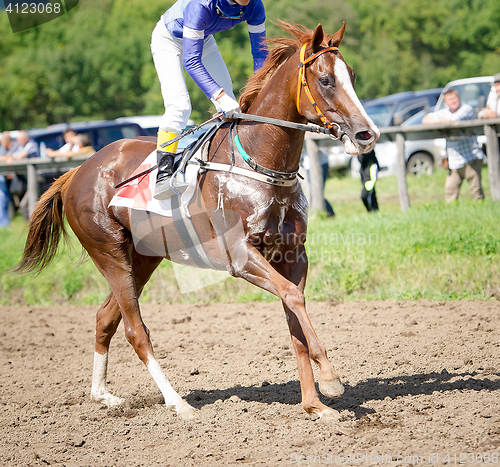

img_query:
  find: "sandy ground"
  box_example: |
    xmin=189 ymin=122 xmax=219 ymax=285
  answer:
xmin=1 ymin=300 xmax=499 ymax=466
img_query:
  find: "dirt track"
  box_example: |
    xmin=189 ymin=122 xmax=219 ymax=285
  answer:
xmin=1 ymin=300 xmax=499 ymax=466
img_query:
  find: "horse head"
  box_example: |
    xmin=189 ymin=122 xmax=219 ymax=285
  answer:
xmin=295 ymin=23 xmax=379 ymax=155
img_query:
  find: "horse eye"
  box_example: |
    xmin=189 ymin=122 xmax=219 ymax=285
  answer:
xmin=319 ymin=76 xmax=331 ymax=87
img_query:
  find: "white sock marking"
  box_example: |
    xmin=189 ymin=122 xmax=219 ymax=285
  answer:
xmin=147 ymin=357 xmax=186 ymax=411
xmin=91 ymin=351 xmax=124 ymax=407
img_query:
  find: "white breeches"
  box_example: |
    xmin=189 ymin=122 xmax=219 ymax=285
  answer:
xmin=151 ymin=20 xmax=235 ymax=133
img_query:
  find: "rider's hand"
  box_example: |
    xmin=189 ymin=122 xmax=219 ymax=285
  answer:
xmin=211 ymin=90 xmax=241 ymax=118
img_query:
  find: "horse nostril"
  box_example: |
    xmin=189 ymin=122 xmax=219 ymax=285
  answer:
xmin=355 ymin=130 xmax=373 ymax=142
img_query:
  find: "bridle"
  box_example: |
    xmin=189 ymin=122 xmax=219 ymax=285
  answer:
xmin=296 ymin=43 xmax=345 ymax=141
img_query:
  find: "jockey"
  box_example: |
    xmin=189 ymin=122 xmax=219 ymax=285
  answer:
xmin=151 ymin=0 xmax=268 ymax=199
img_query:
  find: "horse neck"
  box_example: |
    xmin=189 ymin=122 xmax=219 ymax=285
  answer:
xmin=239 ymin=60 xmax=306 ymax=174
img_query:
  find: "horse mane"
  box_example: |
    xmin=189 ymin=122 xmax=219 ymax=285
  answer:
xmin=239 ymin=21 xmax=317 ymax=113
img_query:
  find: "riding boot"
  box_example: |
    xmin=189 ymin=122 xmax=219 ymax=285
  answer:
xmin=154 ymin=131 xmax=179 ymax=200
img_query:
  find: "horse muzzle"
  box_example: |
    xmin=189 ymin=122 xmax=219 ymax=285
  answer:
xmin=340 ymin=127 xmax=379 ymax=156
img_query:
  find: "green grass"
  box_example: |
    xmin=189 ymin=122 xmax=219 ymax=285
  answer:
xmin=0 ymin=166 xmax=498 ymax=305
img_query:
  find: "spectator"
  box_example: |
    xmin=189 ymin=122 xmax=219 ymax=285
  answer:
xmin=71 ymin=134 xmax=94 ymax=156
xmin=45 ymin=129 xmax=80 ymax=158
xmin=5 ymin=130 xmax=40 ymax=165
xmin=478 ymin=73 xmax=500 ymax=119
xmin=39 ymin=134 xmax=95 ymax=196
xmin=422 ymin=89 xmax=485 ymax=202
xmin=0 ymin=132 xmax=16 ymax=227
xmin=0 ymin=131 xmax=19 ymax=157
xmin=301 ymin=147 xmax=335 ymax=217
xmin=358 ymin=149 xmax=379 ymax=212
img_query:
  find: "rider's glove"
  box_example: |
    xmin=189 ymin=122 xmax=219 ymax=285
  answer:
xmin=211 ymin=90 xmax=241 ymax=118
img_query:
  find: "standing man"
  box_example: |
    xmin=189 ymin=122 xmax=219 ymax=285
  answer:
xmin=151 ymin=0 xmax=268 ymax=199
xmin=422 ymin=89 xmax=484 ymax=202
xmin=479 ymin=73 xmax=500 ymax=119
xmin=358 ymin=149 xmax=379 ymax=212
xmin=0 ymin=132 xmax=19 ymax=227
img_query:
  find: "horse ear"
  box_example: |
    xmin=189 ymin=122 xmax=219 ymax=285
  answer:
xmin=328 ymin=22 xmax=346 ymax=48
xmin=311 ymin=23 xmax=324 ymax=52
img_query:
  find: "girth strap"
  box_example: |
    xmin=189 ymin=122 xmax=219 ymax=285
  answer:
xmin=170 ymin=194 xmax=216 ymax=269
xmin=190 ymin=160 xmax=298 ymax=187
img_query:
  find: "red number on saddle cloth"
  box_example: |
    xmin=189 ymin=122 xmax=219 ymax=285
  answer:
xmin=115 ymin=164 xmax=153 ymax=210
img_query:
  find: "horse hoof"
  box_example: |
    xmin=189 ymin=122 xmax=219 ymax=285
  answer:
xmin=177 ymin=405 xmax=197 ymax=421
xmin=91 ymin=391 xmax=124 ymax=408
xmin=319 ymin=378 xmax=344 ymax=399
xmin=316 ymin=407 xmax=340 ymax=422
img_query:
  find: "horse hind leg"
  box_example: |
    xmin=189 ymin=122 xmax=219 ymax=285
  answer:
xmin=90 ymin=293 xmax=125 ymax=407
xmin=86 ymin=245 xmax=195 ymax=419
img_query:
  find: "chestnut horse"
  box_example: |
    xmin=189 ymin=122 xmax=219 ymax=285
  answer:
xmin=17 ymin=22 xmax=378 ymax=419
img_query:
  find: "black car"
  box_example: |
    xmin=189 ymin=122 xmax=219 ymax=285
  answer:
xmin=28 ymin=120 xmax=148 ymax=152
xmin=4 ymin=120 xmax=148 ymax=220
xmin=363 ymin=88 xmax=443 ymax=127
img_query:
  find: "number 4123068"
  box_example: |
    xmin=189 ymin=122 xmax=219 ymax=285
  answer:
xmin=6 ymin=3 xmax=62 ymax=14
xmin=443 ymin=453 xmax=499 ymax=464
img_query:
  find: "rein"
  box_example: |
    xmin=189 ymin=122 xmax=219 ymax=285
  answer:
xmin=229 ymin=112 xmax=332 ymax=135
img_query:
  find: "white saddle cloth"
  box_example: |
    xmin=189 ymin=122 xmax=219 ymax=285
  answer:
xmin=108 ymin=150 xmax=200 ymax=217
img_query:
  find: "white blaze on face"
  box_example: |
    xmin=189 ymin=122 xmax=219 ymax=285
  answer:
xmin=333 ymin=59 xmax=380 ymax=151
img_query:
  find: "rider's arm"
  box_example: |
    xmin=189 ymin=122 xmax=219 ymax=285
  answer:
xmin=183 ymin=33 xmax=221 ymax=100
xmin=449 ymin=104 xmax=475 ymax=122
xmin=248 ymin=24 xmax=267 ymax=71
xmin=247 ymin=1 xmax=268 ymax=71
xmin=182 ymin=1 xmax=221 ymax=99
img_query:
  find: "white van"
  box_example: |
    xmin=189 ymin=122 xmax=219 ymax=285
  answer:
xmin=434 ymin=76 xmax=494 ymax=116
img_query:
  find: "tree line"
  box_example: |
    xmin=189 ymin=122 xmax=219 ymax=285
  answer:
xmin=1 ymin=0 xmax=499 ymax=130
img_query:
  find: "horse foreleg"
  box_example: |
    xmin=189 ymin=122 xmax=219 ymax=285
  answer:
xmin=273 ymin=249 xmax=343 ymax=416
xmin=286 ymin=311 xmax=336 ymax=417
xmin=235 ymin=245 xmax=341 ymax=418
xmin=287 ymin=311 xmax=344 ymax=402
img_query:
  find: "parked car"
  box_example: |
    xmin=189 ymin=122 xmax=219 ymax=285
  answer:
xmin=322 ymin=88 xmax=443 ymax=172
xmin=363 ymin=88 xmax=443 ymax=127
xmin=114 ymin=115 xmax=206 ymax=149
xmin=434 ymin=76 xmax=493 ymax=116
xmin=29 ymin=120 xmax=148 ymax=153
xmin=115 ymin=115 xmax=165 ymax=137
xmin=320 ymin=88 xmax=443 ymax=175
xmin=1 ymin=121 xmax=149 ymax=219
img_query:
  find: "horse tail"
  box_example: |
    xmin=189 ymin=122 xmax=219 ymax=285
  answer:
xmin=16 ymin=168 xmax=79 ymax=274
